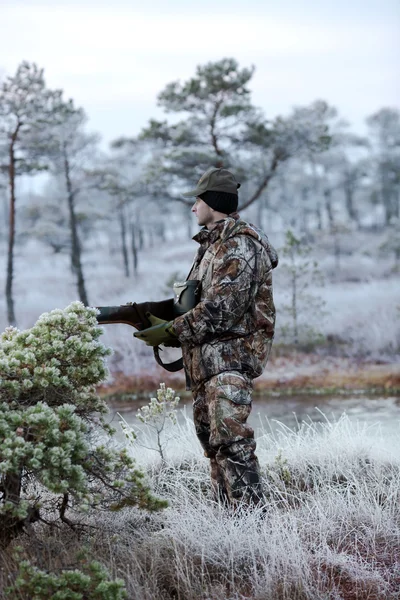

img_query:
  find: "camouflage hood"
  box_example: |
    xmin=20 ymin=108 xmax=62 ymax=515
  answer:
xmin=218 ymin=217 xmax=279 ymax=270
xmin=193 ymin=215 xmax=278 ymax=271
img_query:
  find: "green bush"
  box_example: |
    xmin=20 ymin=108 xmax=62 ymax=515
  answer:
xmin=0 ymin=301 xmax=166 ymax=549
xmin=6 ymin=556 xmax=127 ymax=599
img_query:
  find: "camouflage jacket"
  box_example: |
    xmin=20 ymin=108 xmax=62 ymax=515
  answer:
xmin=172 ymin=215 xmax=278 ymax=388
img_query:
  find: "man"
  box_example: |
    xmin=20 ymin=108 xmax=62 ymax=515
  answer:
xmin=135 ymin=167 xmax=278 ymax=507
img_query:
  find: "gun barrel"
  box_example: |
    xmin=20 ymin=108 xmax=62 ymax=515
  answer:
xmin=95 ymin=298 xmax=175 ymax=331
xmin=96 ymin=306 xmax=142 ymax=329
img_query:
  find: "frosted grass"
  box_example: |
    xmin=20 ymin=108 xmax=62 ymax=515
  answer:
xmin=4 ymin=410 xmax=398 ymax=598
xmin=87 ymin=410 xmax=400 ymax=599
xmin=319 ymin=279 xmax=400 ymax=355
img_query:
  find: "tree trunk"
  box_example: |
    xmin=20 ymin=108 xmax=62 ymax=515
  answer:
xmin=256 ymin=192 xmax=265 ymax=229
xmin=130 ymin=222 xmax=138 ymax=275
xmin=0 ymin=471 xmax=22 ymax=549
xmin=0 ymin=469 xmax=40 ymax=549
xmin=380 ymin=163 xmax=397 ymax=225
xmin=64 ymin=147 xmax=89 ymax=305
xmin=300 ymin=187 xmax=309 ymax=235
xmin=395 ymin=245 xmax=400 ymax=270
xmin=118 ymin=200 xmax=129 ymax=277
xmin=315 ymin=203 xmax=323 ymax=231
xmin=344 ymin=180 xmax=358 ymax=225
xmin=157 ymin=221 xmax=166 ymax=243
xmin=291 ymin=267 xmax=298 ymax=345
xmin=210 ymin=99 xmax=224 ymax=158
xmin=383 ymin=189 xmax=399 ymax=224
xmin=5 ymin=128 xmax=20 ymax=326
xmin=333 ymin=227 xmax=341 ymax=273
xmin=238 ymin=153 xmax=281 ymax=212
xmin=324 ymin=188 xmax=335 ymax=230
xmin=1 ymin=190 xmax=8 ymax=233
xmin=138 ymin=224 xmax=144 ymax=250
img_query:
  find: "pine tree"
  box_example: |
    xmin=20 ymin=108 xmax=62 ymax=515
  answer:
xmin=138 ymin=60 xmax=331 ymax=215
xmin=278 ymin=230 xmax=327 ymax=347
xmin=0 ymin=302 xmax=166 ymax=550
xmin=46 ymin=104 xmax=100 ymax=304
xmin=366 ymin=108 xmax=400 ymax=225
xmin=0 ymin=62 xmax=68 ymax=324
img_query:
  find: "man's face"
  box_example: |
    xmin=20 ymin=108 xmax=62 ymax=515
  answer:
xmin=192 ymin=197 xmax=215 ymax=228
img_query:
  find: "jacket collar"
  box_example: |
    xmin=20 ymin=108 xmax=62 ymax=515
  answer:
xmin=192 ymin=213 xmax=240 ymax=246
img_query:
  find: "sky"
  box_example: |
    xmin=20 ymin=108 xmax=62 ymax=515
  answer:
xmin=0 ymin=0 xmax=399 ymax=146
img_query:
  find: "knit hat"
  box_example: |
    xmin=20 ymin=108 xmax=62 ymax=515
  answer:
xmin=182 ymin=167 xmax=241 ymax=198
xmin=198 ymin=190 xmax=238 ymax=215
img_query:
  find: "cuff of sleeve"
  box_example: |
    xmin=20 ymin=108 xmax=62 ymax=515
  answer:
xmin=170 ymin=316 xmax=185 ymax=340
xmin=166 ymin=321 xmax=177 ymax=339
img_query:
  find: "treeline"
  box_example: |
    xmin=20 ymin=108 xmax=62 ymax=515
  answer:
xmin=1 ymin=58 xmax=399 ymax=325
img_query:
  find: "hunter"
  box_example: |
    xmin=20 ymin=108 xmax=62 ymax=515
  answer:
xmin=135 ymin=167 xmax=278 ymax=507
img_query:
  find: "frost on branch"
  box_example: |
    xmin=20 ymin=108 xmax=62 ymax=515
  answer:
xmin=122 ymin=383 xmax=181 ymax=464
xmin=0 ymin=301 xmax=111 ymax=414
xmin=0 ymin=301 xmax=167 ymax=550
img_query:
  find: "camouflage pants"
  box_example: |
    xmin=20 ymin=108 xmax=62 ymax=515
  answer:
xmin=192 ymin=371 xmax=264 ymax=507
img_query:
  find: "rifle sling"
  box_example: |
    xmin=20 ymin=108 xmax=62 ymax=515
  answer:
xmin=153 ymin=347 xmax=184 ymax=372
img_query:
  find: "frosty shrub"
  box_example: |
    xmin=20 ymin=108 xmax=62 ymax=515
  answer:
xmin=0 ymin=301 xmax=166 ymax=549
xmin=120 ymin=383 xmax=180 ymax=464
xmin=278 ymin=230 xmax=327 ymax=346
xmin=6 ymin=554 xmax=127 ymax=600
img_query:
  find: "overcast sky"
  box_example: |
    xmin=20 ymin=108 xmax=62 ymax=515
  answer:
xmin=1 ymin=0 xmax=399 ymax=145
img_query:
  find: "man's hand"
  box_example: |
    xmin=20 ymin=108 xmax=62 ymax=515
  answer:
xmin=134 ymin=313 xmax=180 ymax=347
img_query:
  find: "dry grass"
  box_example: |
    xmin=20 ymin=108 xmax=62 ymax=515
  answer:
xmin=98 ymin=354 xmax=400 ymax=403
xmin=254 ymin=355 xmax=400 ymax=394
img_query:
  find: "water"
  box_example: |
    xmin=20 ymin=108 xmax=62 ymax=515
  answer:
xmin=251 ymin=394 xmax=400 ymax=436
xmin=110 ymin=394 xmax=400 ymax=438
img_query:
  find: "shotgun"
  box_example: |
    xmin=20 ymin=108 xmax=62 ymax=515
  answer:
xmin=95 ymin=280 xmax=201 ymax=372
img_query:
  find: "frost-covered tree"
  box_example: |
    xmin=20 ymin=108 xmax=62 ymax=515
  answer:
xmin=0 ymin=62 xmax=68 ymax=325
xmin=278 ymin=230 xmax=326 ymax=346
xmin=89 ymin=159 xmax=137 ymax=277
xmin=45 ymin=104 xmax=101 ymax=305
xmin=285 ymin=101 xmax=367 ymax=232
xmin=139 ymin=60 xmax=331 ymax=218
xmin=239 ymin=99 xmax=332 ymax=214
xmin=140 ymin=58 xmax=256 ymax=186
xmin=379 ymin=217 xmax=400 ymax=272
xmin=0 ymin=184 xmax=7 ymax=242
xmin=366 ymin=108 xmax=400 ymax=225
xmin=120 ymin=383 xmax=180 ymax=464
xmin=0 ymin=302 xmax=166 ymax=550
xmin=88 ymin=139 xmax=160 ymax=277
xmin=22 ymin=188 xmax=71 ymax=254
